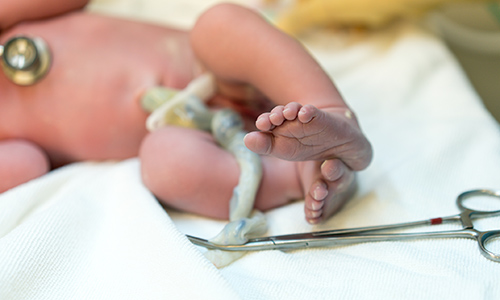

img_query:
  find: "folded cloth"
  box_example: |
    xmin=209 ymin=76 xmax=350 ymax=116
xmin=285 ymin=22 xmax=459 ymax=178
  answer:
xmin=0 ymin=160 xmax=240 ymax=299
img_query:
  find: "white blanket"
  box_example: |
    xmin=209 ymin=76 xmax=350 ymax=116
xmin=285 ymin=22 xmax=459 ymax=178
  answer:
xmin=2 ymin=1 xmax=500 ymax=299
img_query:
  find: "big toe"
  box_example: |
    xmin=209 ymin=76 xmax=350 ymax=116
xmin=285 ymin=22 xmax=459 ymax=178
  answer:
xmin=244 ymin=132 xmax=272 ymax=155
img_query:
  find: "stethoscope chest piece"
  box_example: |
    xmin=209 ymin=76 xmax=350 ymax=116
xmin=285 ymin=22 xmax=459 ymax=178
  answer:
xmin=0 ymin=36 xmax=51 ymax=86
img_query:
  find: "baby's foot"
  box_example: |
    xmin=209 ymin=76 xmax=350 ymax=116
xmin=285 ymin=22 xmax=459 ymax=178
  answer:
xmin=300 ymin=159 xmax=357 ymax=224
xmin=244 ymin=102 xmax=372 ymax=171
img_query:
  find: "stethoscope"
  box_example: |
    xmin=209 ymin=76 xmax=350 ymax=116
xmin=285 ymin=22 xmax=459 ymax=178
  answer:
xmin=0 ymin=35 xmax=51 ymax=86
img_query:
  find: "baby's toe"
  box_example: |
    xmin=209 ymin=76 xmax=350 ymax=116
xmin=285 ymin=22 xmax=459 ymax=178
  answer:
xmin=269 ymin=105 xmax=286 ymax=126
xmin=304 ymin=197 xmax=324 ymax=224
xmin=305 ymin=196 xmax=324 ymax=211
xmin=244 ymin=131 xmax=272 ymax=155
xmin=255 ymin=112 xmax=274 ymax=131
xmin=297 ymin=104 xmax=320 ymax=123
xmin=283 ymin=102 xmax=302 ymax=120
xmin=311 ymin=180 xmax=328 ymax=201
xmin=304 ymin=179 xmax=328 ymax=224
xmin=321 ymin=159 xmax=347 ymax=182
xmin=305 ymin=207 xmax=323 ymax=224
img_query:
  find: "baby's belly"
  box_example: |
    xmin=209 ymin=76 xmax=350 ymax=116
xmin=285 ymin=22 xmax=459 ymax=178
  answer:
xmin=28 ymin=103 xmax=150 ymax=168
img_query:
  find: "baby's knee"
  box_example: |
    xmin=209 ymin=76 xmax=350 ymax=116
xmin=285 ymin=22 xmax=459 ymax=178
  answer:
xmin=194 ymin=3 xmax=254 ymax=29
xmin=0 ymin=139 xmax=50 ymax=193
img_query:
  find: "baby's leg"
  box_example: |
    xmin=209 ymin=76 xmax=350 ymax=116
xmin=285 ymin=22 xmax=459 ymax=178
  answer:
xmin=0 ymin=139 xmax=50 ymax=193
xmin=139 ymin=127 xmax=301 ymax=219
xmin=191 ymin=4 xmax=372 ymax=170
xmin=244 ymin=102 xmax=372 ymax=171
xmin=189 ymin=4 xmax=372 ymax=222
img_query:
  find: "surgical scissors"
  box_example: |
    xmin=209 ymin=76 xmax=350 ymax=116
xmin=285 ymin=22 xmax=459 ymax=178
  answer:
xmin=187 ymin=189 xmax=500 ymax=262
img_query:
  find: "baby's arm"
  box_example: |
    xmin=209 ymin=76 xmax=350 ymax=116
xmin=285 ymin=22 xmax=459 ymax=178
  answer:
xmin=0 ymin=0 xmax=89 ymax=31
xmin=0 ymin=140 xmax=50 ymax=193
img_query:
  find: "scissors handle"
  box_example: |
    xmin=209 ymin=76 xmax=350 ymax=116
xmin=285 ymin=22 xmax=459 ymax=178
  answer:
xmin=454 ymin=189 xmax=500 ymax=229
xmin=477 ymin=230 xmax=500 ymax=262
xmin=457 ymin=189 xmax=500 ymax=215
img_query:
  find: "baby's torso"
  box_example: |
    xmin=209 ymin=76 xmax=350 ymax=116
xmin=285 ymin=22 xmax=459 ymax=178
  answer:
xmin=0 ymin=12 xmax=196 ymax=166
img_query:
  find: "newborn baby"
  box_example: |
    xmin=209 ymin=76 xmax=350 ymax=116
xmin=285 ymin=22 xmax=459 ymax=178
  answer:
xmin=0 ymin=2 xmax=372 ymax=224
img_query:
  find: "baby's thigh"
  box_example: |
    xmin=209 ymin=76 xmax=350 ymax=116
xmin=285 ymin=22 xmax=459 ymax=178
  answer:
xmin=139 ymin=127 xmax=241 ymax=219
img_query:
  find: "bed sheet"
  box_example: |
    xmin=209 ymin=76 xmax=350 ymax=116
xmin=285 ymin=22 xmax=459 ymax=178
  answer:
xmin=1 ymin=1 xmax=500 ymax=299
